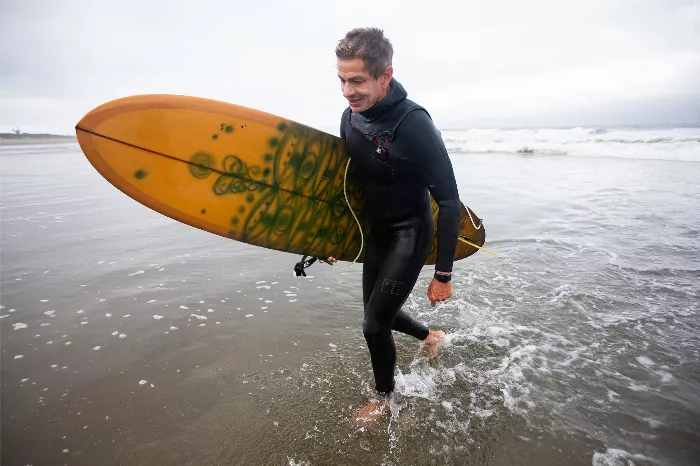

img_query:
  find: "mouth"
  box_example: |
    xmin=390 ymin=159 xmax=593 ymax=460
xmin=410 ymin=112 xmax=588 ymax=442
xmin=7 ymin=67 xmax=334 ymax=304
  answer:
xmin=348 ymin=98 xmax=362 ymax=106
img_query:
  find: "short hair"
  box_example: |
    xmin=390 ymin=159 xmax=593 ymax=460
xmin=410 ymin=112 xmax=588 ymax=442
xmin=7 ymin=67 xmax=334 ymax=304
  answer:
xmin=335 ymin=27 xmax=393 ymax=79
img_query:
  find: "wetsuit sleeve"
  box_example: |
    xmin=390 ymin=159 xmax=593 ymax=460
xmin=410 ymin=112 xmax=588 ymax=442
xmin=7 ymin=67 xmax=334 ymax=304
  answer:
xmin=395 ymin=110 xmax=461 ymax=273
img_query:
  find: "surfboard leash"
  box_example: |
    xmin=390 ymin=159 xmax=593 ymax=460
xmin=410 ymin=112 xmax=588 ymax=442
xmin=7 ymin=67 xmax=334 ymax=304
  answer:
xmin=458 ymin=236 xmax=500 ymax=257
xmin=344 ymin=158 xmax=365 ymax=263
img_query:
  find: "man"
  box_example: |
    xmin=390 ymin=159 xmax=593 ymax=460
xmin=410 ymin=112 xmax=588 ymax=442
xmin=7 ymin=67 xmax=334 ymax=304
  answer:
xmin=328 ymin=27 xmax=461 ymax=422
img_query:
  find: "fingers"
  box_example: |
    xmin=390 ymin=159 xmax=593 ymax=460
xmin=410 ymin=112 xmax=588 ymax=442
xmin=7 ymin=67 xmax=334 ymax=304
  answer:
xmin=428 ymin=280 xmax=452 ymax=306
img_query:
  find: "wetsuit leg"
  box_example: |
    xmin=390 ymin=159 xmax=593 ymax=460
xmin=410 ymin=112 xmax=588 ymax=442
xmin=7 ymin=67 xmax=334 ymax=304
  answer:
xmin=362 ymin=223 xmax=433 ymax=394
xmin=362 ymin=234 xmax=430 ymax=340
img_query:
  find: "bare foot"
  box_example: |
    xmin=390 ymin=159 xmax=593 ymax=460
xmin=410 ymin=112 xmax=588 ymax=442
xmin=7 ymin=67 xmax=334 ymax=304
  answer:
xmin=351 ymin=398 xmax=390 ymax=427
xmin=424 ymin=330 xmax=445 ymax=359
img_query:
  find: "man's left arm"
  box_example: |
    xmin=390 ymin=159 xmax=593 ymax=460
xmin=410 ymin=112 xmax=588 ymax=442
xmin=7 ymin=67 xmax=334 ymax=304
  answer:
xmin=397 ymin=110 xmax=461 ymax=274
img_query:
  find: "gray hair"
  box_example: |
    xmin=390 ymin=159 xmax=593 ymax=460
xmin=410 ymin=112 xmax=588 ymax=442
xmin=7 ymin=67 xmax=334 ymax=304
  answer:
xmin=335 ymin=27 xmax=393 ymax=79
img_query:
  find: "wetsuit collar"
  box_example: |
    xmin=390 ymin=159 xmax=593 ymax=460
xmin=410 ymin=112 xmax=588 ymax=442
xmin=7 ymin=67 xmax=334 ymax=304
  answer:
xmin=357 ymin=78 xmax=407 ymax=121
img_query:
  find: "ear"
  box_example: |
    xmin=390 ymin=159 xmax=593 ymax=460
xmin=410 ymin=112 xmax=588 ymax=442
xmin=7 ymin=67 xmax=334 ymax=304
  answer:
xmin=382 ymin=65 xmax=393 ymax=87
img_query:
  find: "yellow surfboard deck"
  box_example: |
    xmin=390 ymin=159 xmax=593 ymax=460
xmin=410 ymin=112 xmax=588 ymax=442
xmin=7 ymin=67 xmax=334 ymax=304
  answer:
xmin=75 ymin=94 xmax=485 ymax=264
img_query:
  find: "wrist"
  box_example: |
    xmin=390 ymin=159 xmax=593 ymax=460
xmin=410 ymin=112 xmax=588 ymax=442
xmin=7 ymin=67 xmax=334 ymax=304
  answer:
xmin=434 ymin=272 xmax=451 ymax=283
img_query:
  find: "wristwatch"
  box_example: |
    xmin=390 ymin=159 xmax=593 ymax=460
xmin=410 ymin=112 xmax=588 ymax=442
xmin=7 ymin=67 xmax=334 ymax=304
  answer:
xmin=434 ymin=272 xmax=451 ymax=283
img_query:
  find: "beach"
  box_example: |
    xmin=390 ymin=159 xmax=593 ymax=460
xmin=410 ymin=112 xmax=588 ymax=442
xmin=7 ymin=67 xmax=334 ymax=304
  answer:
xmin=2 ymin=127 xmax=699 ymax=466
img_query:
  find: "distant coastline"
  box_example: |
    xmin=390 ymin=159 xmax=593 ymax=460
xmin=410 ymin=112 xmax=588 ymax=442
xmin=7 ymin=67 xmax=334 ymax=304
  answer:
xmin=0 ymin=133 xmax=77 ymax=146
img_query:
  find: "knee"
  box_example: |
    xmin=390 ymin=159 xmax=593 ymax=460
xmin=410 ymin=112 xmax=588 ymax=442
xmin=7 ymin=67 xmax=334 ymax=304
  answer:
xmin=363 ymin=318 xmax=389 ymax=341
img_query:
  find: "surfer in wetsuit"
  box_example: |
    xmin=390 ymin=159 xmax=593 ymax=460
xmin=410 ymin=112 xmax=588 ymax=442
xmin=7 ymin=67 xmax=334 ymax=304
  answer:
xmin=324 ymin=28 xmax=461 ymax=421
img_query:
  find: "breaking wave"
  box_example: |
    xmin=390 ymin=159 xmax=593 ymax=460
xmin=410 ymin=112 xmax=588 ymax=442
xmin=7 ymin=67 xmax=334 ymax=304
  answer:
xmin=442 ymin=126 xmax=700 ymax=162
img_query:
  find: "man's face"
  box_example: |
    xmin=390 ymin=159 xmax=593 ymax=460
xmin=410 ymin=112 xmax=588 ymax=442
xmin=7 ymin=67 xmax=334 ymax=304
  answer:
xmin=337 ymin=58 xmax=392 ymax=113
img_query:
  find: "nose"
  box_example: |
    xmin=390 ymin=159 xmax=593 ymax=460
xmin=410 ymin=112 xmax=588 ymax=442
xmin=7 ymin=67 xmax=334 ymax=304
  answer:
xmin=341 ymin=82 xmax=354 ymax=98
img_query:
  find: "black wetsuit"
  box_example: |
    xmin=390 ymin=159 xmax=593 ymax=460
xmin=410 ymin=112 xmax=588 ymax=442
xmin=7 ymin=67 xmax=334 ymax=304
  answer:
xmin=339 ymin=78 xmax=461 ymax=394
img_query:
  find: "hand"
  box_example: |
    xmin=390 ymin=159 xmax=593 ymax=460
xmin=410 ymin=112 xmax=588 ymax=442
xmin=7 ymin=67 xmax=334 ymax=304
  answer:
xmin=427 ymin=277 xmax=452 ymax=307
xmin=319 ymin=256 xmax=337 ymax=264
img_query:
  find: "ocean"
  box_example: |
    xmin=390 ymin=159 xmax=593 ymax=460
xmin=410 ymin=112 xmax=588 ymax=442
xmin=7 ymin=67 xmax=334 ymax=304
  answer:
xmin=1 ymin=125 xmax=699 ymax=465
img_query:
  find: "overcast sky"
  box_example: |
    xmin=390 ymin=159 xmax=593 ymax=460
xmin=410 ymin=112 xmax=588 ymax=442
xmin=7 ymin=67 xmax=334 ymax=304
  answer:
xmin=1 ymin=0 xmax=698 ymax=135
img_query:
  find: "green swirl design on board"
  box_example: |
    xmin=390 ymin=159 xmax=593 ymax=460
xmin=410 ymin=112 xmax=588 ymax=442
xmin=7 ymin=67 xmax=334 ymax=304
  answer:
xmin=190 ymin=121 xmax=367 ymax=260
xmin=189 ymin=151 xmax=216 ymax=179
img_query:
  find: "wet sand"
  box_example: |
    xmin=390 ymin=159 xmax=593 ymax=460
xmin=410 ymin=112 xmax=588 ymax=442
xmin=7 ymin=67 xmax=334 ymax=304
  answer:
xmin=2 ymin=142 xmax=699 ymax=465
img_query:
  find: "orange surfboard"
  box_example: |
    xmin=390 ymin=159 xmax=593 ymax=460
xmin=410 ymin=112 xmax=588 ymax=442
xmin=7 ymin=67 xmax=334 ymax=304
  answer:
xmin=75 ymin=94 xmax=485 ymax=263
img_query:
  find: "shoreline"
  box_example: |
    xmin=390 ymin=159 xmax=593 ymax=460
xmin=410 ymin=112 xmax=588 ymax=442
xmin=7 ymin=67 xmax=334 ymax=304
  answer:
xmin=0 ymin=137 xmax=77 ymax=146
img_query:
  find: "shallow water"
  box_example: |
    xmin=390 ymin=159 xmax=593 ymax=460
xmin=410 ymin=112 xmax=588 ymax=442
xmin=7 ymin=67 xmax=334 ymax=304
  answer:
xmin=1 ymin=139 xmax=699 ymax=465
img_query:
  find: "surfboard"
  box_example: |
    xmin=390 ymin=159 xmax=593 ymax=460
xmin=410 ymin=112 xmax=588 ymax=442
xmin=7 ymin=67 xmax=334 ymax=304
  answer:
xmin=75 ymin=94 xmax=485 ymax=264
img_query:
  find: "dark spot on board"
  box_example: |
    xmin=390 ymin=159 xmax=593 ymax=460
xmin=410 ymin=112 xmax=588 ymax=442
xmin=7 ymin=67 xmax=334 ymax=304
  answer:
xmin=212 ymin=134 xmax=219 ymax=140
xmin=201 ymin=209 xmax=207 ymax=214
xmin=262 ymin=167 xmax=271 ymax=177
xmin=245 ymin=194 xmax=254 ymax=203
xmin=225 ymin=125 xmax=234 ymax=133
xmin=240 ymin=125 xmax=244 ymax=129
xmin=231 ymin=217 xmax=239 ymax=226
xmin=264 ymin=153 xmax=273 ymax=162
xmin=238 ymin=205 xmax=246 ymax=214
xmin=277 ymin=121 xmax=288 ymax=131
xmin=269 ymin=137 xmax=279 ymax=147
xmin=134 ymin=170 xmax=147 ymax=180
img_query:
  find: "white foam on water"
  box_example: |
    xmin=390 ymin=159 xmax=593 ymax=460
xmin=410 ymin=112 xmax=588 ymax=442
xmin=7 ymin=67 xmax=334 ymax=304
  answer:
xmin=105 ymin=313 xmax=112 ymax=317
xmin=128 ymin=270 xmax=145 ymax=276
xmin=591 ymin=447 xmax=656 ymax=466
xmin=40 ymin=299 xmax=49 ymax=302
xmin=245 ymin=314 xmax=254 ymax=318
xmin=191 ymin=314 xmax=207 ymax=320
xmin=199 ymin=300 xmax=205 ymax=304
xmin=257 ymin=285 xmax=271 ymax=289
xmin=153 ymin=315 xmax=163 ymax=320
xmin=14 ymin=355 xmax=24 ymax=359
xmin=207 ymin=309 xmax=214 ymax=313
xmin=289 ymin=299 xmax=298 ymax=303
xmin=92 ymin=346 xmax=101 ymax=351
xmin=169 ymin=326 xmax=178 ymax=330
xmin=287 ymin=458 xmax=311 ymax=466
xmin=13 ymin=323 xmax=27 ymax=330
xmin=77 ymin=310 xmax=84 ymax=314
xmin=43 ymin=310 xmax=55 ymax=316
xmin=147 ymin=300 xmax=156 ymax=304
xmin=261 ymin=306 xmax=268 ymax=310
xmin=139 ymin=380 xmax=147 ymax=385
xmin=179 ymin=305 xmax=188 ymax=310
xmin=636 ymin=356 xmax=655 ymax=368
xmin=123 ymin=314 xmax=131 ymax=318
